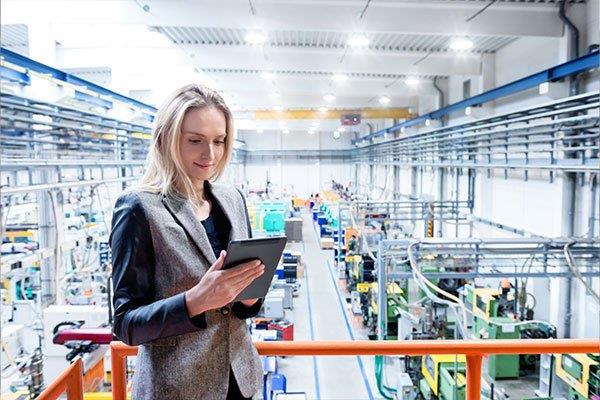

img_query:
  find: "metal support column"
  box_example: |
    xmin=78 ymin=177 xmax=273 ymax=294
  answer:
xmin=377 ymin=240 xmax=386 ymax=340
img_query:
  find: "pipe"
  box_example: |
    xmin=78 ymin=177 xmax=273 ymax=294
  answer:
xmin=589 ymin=174 xmax=598 ymax=239
xmin=433 ymin=77 xmax=446 ymax=126
xmin=559 ymin=0 xmax=581 ymax=335
xmin=559 ymin=0 xmax=580 ymax=95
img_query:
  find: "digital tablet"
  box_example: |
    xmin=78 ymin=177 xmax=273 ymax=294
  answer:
xmin=222 ymin=236 xmax=287 ymax=301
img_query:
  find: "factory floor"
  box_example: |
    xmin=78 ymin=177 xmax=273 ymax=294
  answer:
xmin=275 ymin=210 xmax=543 ymax=400
xmin=277 ymin=210 xmax=382 ymax=399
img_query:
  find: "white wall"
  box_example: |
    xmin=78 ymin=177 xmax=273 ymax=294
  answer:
xmin=237 ymin=129 xmax=353 ymax=197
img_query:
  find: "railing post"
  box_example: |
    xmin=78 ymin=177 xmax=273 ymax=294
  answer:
xmin=66 ymin=358 xmax=84 ymax=400
xmin=111 ymin=345 xmax=127 ymax=400
xmin=466 ymin=355 xmax=483 ymax=400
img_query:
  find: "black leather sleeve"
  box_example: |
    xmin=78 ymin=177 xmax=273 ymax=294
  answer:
xmin=232 ymin=188 xmax=264 ymax=320
xmin=110 ymin=192 xmax=206 ymax=346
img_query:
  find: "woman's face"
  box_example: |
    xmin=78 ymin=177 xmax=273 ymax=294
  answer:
xmin=179 ymin=106 xmax=227 ymax=186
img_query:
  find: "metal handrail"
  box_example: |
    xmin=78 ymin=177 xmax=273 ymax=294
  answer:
xmin=109 ymin=339 xmax=598 ymax=400
xmin=37 ymin=357 xmax=84 ymax=400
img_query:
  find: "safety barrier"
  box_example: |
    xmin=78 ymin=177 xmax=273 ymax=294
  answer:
xmin=37 ymin=357 xmax=83 ymax=400
xmin=38 ymin=339 xmax=599 ymax=400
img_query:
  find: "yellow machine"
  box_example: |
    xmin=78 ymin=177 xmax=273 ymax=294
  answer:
xmin=472 ymin=288 xmax=502 ymax=321
xmin=421 ymin=354 xmax=467 ymax=398
xmin=556 ymin=353 xmax=600 ymax=399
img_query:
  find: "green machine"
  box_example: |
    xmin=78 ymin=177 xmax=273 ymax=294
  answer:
xmin=485 ymin=317 xmax=520 ymax=379
xmin=556 ymin=353 xmax=600 ymax=400
xmin=466 ymin=285 xmax=521 ymax=379
xmin=420 ymin=355 xmax=466 ymax=400
xmin=362 ymin=282 xmax=405 ymax=340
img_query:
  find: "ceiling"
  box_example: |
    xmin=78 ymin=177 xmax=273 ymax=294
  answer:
xmin=0 ymin=0 xmax=581 ymax=133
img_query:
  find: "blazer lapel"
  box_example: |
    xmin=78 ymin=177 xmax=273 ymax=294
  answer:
xmin=205 ymin=180 xmax=247 ymax=242
xmin=161 ymin=192 xmax=217 ymax=265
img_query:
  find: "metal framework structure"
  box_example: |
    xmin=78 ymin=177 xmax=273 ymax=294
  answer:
xmin=353 ymin=91 xmax=600 ymax=173
xmin=355 ymin=51 xmax=600 ymax=143
xmin=375 ymin=237 xmax=600 ymax=338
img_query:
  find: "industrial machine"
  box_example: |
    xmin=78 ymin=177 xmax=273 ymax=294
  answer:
xmin=420 ymin=354 xmax=466 ymax=400
xmin=464 ymin=283 xmax=555 ymax=380
xmin=361 ymin=282 xmax=405 ymax=339
xmin=556 ymin=354 xmax=600 ymax=400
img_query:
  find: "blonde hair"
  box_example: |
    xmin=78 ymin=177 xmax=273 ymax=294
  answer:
xmin=137 ymin=84 xmax=234 ymax=203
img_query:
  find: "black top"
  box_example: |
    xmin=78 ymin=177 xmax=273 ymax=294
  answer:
xmin=200 ymin=192 xmax=231 ymax=259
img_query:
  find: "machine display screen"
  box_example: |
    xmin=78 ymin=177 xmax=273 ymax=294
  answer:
xmin=562 ymin=355 xmax=583 ymax=382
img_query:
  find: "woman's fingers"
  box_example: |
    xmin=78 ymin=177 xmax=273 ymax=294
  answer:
xmin=221 ymin=260 xmax=263 ymax=279
xmin=230 ymin=268 xmax=264 ymax=293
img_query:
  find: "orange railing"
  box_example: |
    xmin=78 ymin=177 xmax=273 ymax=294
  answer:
xmin=37 ymin=357 xmax=84 ymax=400
xmin=39 ymin=339 xmax=600 ymax=400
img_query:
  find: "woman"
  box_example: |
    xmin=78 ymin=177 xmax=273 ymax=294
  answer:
xmin=110 ymin=84 xmax=264 ymax=399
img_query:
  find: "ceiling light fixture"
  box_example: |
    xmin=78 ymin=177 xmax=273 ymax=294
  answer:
xmin=261 ymin=72 xmax=274 ymax=80
xmin=378 ymin=96 xmax=391 ymax=105
xmin=348 ymin=34 xmax=370 ymax=47
xmin=244 ymin=32 xmax=267 ymax=44
xmin=318 ymin=106 xmax=328 ymax=113
xmin=332 ymin=73 xmax=348 ymax=82
xmin=338 ymin=127 xmax=346 ymax=132
xmin=449 ymin=37 xmax=474 ymax=51
xmin=273 ymin=105 xmax=283 ymax=112
xmin=323 ymin=93 xmax=336 ymax=102
xmin=405 ymin=77 xmax=420 ymax=86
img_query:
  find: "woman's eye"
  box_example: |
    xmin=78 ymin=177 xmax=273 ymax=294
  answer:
xmin=215 ymin=140 xmax=225 ymax=145
xmin=189 ymin=139 xmax=202 ymax=144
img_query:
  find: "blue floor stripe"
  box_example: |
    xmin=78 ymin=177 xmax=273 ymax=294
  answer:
xmin=325 ymin=258 xmax=375 ymax=400
xmin=311 ymin=221 xmax=374 ymax=400
xmin=302 ymin=226 xmax=321 ymax=400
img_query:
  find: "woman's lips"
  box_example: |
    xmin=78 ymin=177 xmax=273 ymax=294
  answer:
xmin=194 ymin=162 xmax=213 ymax=169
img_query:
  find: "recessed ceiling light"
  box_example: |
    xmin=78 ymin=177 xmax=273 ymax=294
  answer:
xmin=332 ymin=73 xmax=348 ymax=82
xmin=244 ymin=32 xmax=267 ymax=44
xmin=378 ymin=96 xmax=391 ymax=104
xmin=323 ymin=93 xmax=336 ymax=102
xmin=318 ymin=106 xmax=328 ymax=112
xmin=348 ymin=34 xmax=370 ymax=47
xmin=333 ymin=131 xmax=341 ymax=140
xmin=261 ymin=72 xmax=274 ymax=80
xmin=282 ymin=129 xmax=290 ymax=134
xmin=449 ymin=37 xmax=474 ymax=51
xmin=338 ymin=127 xmax=346 ymax=132
xmin=405 ymin=77 xmax=420 ymax=86
xmin=273 ymin=105 xmax=283 ymax=111
xmin=425 ymin=119 xmax=431 ymax=126
xmin=270 ymin=92 xmax=281 ymax=99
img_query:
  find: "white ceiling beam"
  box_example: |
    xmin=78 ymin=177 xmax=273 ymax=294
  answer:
xmin=182 ymin=44 xmax=481 ymax=76
xmin=2 ymin=0 xmax=567 ymax=37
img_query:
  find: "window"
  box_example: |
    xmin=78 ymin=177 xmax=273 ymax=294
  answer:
xmin=463 ymin=79 xmax=471 ymax=100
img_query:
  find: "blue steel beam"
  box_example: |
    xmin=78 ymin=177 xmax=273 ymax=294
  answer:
xmin=74 ymin=90 xmax=113 ymax=109
xmin=354 ymin=51 xmax=600 ymax=144
xmin=0 ymin=47 xmax=157 ymax=113
xmin=0 ymin=65 xmax=31 ymax=85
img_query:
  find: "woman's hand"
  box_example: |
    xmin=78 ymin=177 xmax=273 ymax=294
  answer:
xmin=184 ymin=251 xmax=264 ymax=317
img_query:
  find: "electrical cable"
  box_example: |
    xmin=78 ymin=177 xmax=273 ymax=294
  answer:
xmin=564 ymin=242 xmax=600 ymax=303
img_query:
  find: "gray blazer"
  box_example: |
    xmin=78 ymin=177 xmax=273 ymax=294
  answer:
xmin=110 ymin=181 xmax=263 ymax=399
